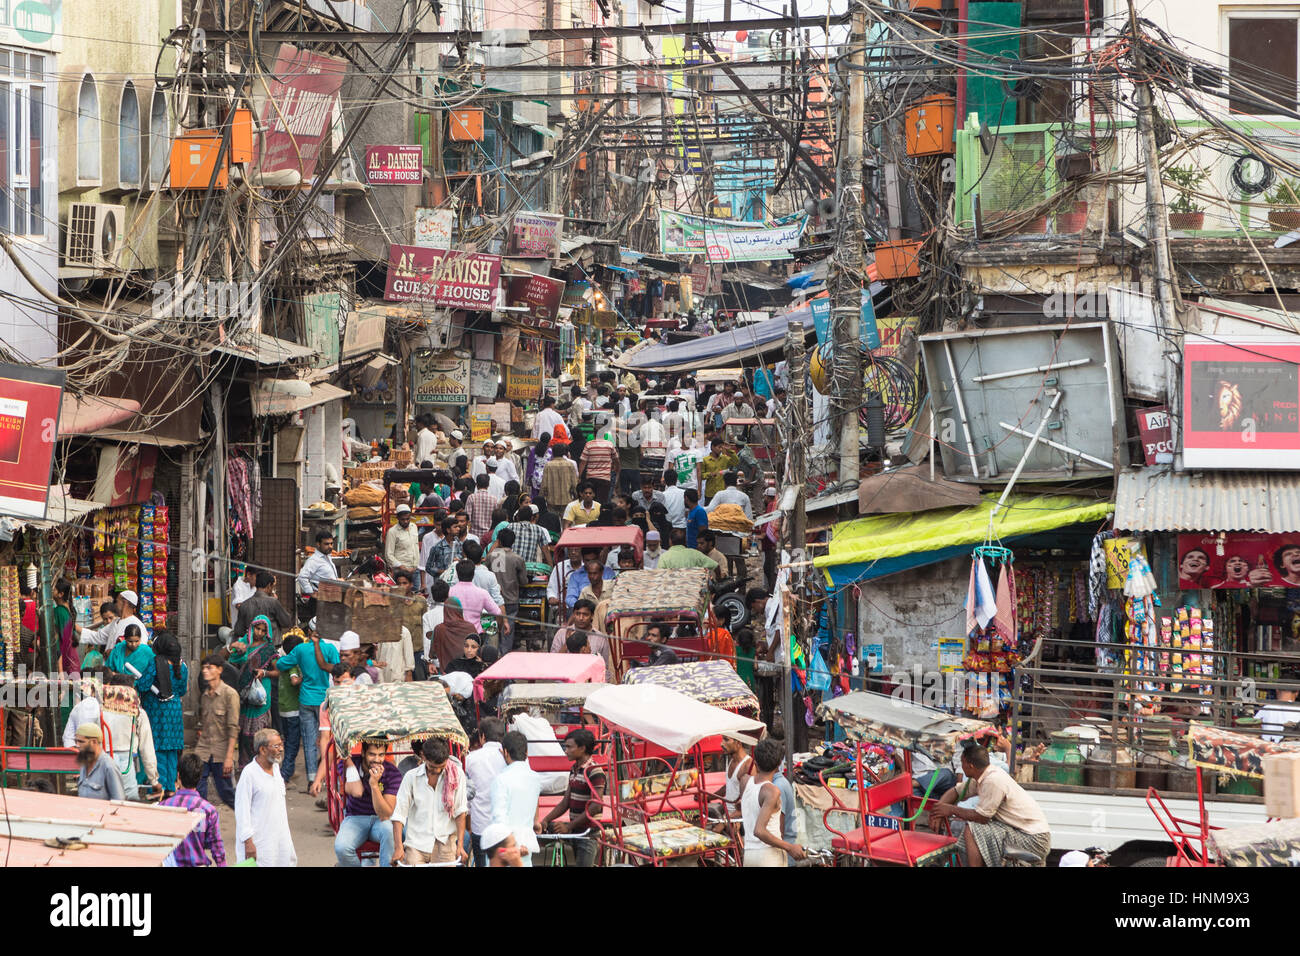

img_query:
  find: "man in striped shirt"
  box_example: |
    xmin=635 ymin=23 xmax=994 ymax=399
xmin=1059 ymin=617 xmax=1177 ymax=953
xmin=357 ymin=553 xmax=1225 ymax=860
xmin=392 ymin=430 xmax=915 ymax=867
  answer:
xmin=464 ymin=474 xmax=501 ymax=540
xmin=502 ymin=505 xmax=552 ymax=564
xmin=162 ymin=753 xmax=226 ymax=866
xmin=579 ymin=437 xmax=620 ymax=505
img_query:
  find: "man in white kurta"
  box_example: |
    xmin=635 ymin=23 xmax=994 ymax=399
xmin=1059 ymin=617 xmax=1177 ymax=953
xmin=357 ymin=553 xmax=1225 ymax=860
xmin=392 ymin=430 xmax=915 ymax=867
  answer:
xmin=490 ymin=730 xmax=543 ymax=866
xmin=235 ymin=729 xmax=297 ymax=866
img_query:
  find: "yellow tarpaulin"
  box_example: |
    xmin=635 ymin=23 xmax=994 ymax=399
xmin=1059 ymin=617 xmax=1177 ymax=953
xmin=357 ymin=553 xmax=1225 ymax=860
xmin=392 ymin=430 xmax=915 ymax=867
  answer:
xmin=813 ymin=492 xmax=1114 ymax=570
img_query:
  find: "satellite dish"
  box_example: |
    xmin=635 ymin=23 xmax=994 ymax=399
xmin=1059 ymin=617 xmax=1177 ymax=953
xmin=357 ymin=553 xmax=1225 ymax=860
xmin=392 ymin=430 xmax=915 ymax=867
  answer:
xmin=818 ymin=197 xmax=838 ymax=219
xmin=803 ymin=197 xmax=818 ymax=216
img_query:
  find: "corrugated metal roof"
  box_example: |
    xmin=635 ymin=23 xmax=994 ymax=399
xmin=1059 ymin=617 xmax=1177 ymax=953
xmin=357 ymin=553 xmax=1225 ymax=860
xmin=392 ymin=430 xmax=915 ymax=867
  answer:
xmin=1114 ymin=469 xmax=1300 ymax=533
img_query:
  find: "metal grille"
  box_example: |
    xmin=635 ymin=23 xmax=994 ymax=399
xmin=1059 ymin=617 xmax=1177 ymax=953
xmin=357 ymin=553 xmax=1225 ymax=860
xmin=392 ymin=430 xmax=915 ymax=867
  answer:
xmin=65 ymin=203 xmax=97 ymax=264
xmin=253 ymin=477 xmax=299 ymax=619
xmin=977 ymin=130 xmax=1054 ymax=221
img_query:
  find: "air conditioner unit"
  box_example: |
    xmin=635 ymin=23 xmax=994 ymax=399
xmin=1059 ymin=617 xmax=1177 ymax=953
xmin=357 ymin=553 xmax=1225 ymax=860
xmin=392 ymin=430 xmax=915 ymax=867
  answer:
xmin=65 ymin=203 xmax=126 ymax=270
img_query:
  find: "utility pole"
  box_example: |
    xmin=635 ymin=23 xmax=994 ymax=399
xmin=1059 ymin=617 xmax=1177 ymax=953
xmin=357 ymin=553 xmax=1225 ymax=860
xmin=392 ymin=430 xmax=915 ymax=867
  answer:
xmin=1126 ymin=0 xmax=1182 ymax=456
xmin=779 ymin=322 xmax=808 ymax=780
xmin=830 ymin=1 xmax=866 ymax=489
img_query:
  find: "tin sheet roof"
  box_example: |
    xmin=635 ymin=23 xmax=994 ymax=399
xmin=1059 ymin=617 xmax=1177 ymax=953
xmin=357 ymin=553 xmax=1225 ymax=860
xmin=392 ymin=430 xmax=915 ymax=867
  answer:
xmin=1114 ymin=468 xmax=1300 ymax=533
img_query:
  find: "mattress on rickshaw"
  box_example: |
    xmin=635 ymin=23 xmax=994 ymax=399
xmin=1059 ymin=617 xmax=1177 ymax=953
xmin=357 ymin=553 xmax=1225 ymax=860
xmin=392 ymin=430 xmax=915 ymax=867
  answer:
xmin=604 ymin=568 xmax=710 ymax=618
xmin=816 ymin=690 xmax=993 ymax=764
xmin=1188 ymin=723 xmax=1300 ymax=779
xmin=325 ymin=682 xmax=469 ymax=752
xmin=621 ymin=659 xmax=758 ymax=715
xmin=1210 ymin=818 xmax=1300 ymax=866
xmin=500 ymin=681 xmax=609 ymax=714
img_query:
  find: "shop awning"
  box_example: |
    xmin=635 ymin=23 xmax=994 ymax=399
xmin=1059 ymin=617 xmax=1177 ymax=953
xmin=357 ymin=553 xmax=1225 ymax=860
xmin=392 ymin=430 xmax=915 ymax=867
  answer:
xmin=857 ymin=465 xmax=984 ymax=514
xmin=14 ymin=487 xmax=106 ymax=529
xmin=57 ymin=394 xmax=142 ymax=436
xmin=215 ymin=332 xmax=318 ymax=365
xmin=252 ymin=381 xmax=350 ymax=417
xmin=614 ymin=306 xmax=815 ymax=372
xmin=1115 ymin=468 xmax=1300 ymax=533
xmin=814 ymin=492 xmax=1114 ymax=587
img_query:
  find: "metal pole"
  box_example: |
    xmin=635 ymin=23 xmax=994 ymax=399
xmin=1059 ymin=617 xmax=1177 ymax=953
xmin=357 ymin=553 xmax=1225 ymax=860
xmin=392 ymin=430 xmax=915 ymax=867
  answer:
xmin=781 ymin=323 xmax=808 ymax=782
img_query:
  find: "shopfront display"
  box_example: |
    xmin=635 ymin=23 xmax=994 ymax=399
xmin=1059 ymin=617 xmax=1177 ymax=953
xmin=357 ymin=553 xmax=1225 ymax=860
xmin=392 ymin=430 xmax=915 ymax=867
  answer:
xmin=91 ymin=498 xmax=171 ymax=631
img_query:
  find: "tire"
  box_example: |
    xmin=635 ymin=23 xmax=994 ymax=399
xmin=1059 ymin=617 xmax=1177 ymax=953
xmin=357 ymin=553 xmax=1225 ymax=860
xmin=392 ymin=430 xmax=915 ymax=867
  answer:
xmin=715 ymin=592 xmax=748 ymax=630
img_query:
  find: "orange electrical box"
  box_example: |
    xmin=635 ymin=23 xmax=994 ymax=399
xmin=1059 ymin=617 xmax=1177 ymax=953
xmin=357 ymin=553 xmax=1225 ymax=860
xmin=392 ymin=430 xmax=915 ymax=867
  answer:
xmin=169 ymin=131 xmax=229 ymax=190
xmin=224 ymin=108 xmax=255 ymax=164
xmin=873 ymin=239 xmax=924 ymax=279
xmin=449 ymin=108 xmax=485 ymax=142
xmin=905 ymin=94 xmax=956 ymax=157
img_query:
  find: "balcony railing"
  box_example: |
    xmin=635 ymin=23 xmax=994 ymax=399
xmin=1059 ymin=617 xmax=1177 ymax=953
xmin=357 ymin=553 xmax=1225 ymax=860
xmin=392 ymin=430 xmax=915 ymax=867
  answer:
xmin=954 ymin=114 xmax=1300 ymax=239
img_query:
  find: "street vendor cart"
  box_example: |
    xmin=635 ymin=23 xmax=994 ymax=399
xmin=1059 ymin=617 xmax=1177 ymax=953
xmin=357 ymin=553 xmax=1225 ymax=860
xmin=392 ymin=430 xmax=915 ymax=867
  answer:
xmin=814 ymin=691 xmax=992 ymax=867
xmin=323 ymin=682 xmax=470 ymax=857
xmin=584 ymin=683 xmax=765 ymax=866
xmin=603 ymin=568 xmax=714 ymax=674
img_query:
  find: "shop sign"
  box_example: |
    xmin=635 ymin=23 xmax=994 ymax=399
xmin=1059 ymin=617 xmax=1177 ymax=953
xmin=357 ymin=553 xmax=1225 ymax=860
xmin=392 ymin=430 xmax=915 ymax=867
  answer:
xmin=411 ymin=350 xmax=470 ymax=406
xmin=470 ymin=410 xmax=494 ymax=442
xmin=1136 ymin=405 xmax=1173 ymax=465
xmin=384 ymin=244 xmax=501 ymax=311
xmin=1178 ymin=533 xmax=1300 ymax=589
xmin=504 ymin=351 xmax=544 ymax=401
xmin=0 ymin=363 xmax=64 ymax=519
xmin=1104 ymin=537 xmax=1144 ymax=589
xmin=414 ymin=207 xmax=454 ymax=248
xmin=1183 ymin=336 xmax=1300 ymax=470
xmin=469 ymin=360 xmax=500 ymax=400
xmin=507 ymin=212 xmax=563 ymax=258
xmin=658 ymin=210 xmax=806 ymax=262
xmin=364 ymin=145 xmax=423 ymax=185
xmin=258 ymin=45 xmax=348 ymax=178
xmin=506 ymin=273 xmax=566 ymax=324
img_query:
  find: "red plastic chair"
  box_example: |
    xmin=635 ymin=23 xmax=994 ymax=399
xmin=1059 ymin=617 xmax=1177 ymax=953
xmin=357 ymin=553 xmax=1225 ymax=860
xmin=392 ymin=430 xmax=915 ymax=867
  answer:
xmin=1145 ymin=768 xmax=1221 ymax=867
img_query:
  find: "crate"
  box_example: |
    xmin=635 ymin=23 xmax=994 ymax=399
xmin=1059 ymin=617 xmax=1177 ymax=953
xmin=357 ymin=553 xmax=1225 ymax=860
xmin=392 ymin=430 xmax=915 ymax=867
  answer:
xmin=873 ymin=239 xmax=924 ymax=279
xmin=905 ymin=95 xmax=955 ymax=157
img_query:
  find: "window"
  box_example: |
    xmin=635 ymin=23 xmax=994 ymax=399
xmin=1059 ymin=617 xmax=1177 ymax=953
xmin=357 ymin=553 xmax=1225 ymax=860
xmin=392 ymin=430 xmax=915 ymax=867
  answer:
xmin=1227 ymin=13 xmax=1299 ymax=116
xmin=0 ymin=50 xmax=47 ymax=236
xmin=147 ymin=89 xmax=169 ymax=188
xmin=76 ymin=73 xmax=99 ymax=183
xmin=118 ymin=81 xmax=141 ymax=189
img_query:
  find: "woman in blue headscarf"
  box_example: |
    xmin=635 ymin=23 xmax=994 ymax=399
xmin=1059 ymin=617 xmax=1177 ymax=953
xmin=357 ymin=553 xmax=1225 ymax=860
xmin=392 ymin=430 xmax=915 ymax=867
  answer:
xmin=135 ymin=630 xmax=187 ymax=795
xmin=229 ymin=614 xmax=276 ymax=769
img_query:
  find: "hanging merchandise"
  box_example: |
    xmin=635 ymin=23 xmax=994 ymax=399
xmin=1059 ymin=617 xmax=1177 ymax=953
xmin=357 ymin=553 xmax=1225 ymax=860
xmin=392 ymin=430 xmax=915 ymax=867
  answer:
xmin=92 ymin=498 xmax=172 ymax=632
xmin=964 ymin=543 xmax=1019 ymax=676
xmin=1087 ymin=530 xmax=1116 ymax=619
xmin=0 ymin=566 xmax=19 ymax=672
xmin=226 ymin=454 xmax=261 ymax=538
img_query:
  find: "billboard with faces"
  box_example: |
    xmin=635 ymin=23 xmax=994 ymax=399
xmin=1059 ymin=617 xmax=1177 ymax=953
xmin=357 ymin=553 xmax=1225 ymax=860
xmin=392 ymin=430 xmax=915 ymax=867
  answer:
xmin=1178 ymin=533 xmax=1300 ymax=589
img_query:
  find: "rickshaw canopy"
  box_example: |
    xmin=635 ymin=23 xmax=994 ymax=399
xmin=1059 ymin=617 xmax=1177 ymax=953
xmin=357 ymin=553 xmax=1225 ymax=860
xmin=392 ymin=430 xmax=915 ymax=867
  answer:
xmin=816 ymin=690 xmax=993 ymax=763
xmin=555 ymin=526 xmax=644 ymax=562
xmin=325 ymin=682 xmax=469 ymax=752
xmin=605 ymin=568 xmax=711 ymax=619
xmin=621 ymin=660 xmax=758 ymax=715
xmin=499 ymin=681 xmax=610 ymax=715
xmin=474 ymin=651 xmax=606 ymax=691
xmin=585 ymin=684 xmax=764 ymax=754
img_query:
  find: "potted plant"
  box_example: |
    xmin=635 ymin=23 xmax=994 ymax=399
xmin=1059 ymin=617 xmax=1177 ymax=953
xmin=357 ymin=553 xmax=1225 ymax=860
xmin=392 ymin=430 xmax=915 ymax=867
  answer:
xmin=1265 ymin=178 xmax=1300 ymax=231
xmin=1164 ymin=164 xmax=1207 ymax=230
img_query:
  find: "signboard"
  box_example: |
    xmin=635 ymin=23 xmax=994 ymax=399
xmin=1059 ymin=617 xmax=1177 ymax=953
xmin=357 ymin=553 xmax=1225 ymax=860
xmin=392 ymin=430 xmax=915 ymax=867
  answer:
xmin=1136 ymin=405 xmax=1173 ymax=465
xmin=1178 ymin=533 xmax=1300 ymax=589
xmin=342 ymin=305 xmax=388 ymax=361
xmin=258 ymin=44 xmax=348 ymax=179
xmin=864 ymin=643 xmax=884 ymax=675
xmin=1183 ymin=336 xmax=1300 ymax=470
xmin=364 ymin=145 xmax=423 ymax=185
xmin=469 ymin=360 xmax=500 ymax=400
xmin=938 ymin=638 xmax=965 ymax=673
xmin=0 ymin=0 xmax=60 ymax=51
xmin=485 ymin=402 xmax=513 ymax=433
xmin=414 ymin=207 xmax=454 ymax=248
xmin=0 ymin=363 xmax=65 ymax=519
xmin=470 ymin=411 xmax=493 ymax=442
xmin=508 ymin=211 xmax=563 ymax=258
xmin=302 ymin=291 xmax=341 ymax=370
xmin=384 ymin=244 xmax=502 ymax=311
xmin=411 ymin=351 xmax=470 ymax=406
xmin=658 ymin=210 xmax=807 ymax=262
xmin=811 ymin=292 xmax=881 ymax=349
xmin=506 ymin=274 xmax=566 ymax=324
xmin=504 ymin=350 xmax=544 ymax=401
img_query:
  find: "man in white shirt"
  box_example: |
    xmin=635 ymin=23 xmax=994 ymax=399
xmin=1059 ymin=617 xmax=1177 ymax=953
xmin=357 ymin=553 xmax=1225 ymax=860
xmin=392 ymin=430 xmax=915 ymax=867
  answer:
xmin=547 ymin=551 xmax=584 ymax=614
xmin=384 ymin=504 xmax=421 ymax=572
xmin=705 ymin=471 xmax=754 ymax=519
xmin=84 ymin=589 xmax=149 ymax=652
xmin=229 ymin=565 xmax=257 ymax=628
xmin=235 ymin=728 xmax=297 ymax=866
xmin=1257 ymin=688 xmax=1300 ymax=742
xmin=485 ymin=460 xmax=508 ymax=498
xmin=422 ymin=581 xmax=448 ymax=663
xmin=533 ymin=396 xmax=566 ymax=440
xmin=661 ymin=471 xmax=687 ymax=529
xmin=492 ymin=440 xmax=521 ymax=483
xmin=490 ymin=730 xmax=543 ymax=867
xmin=414 ymin=414 xmax=438 ymax=466
xmin=63 ymin=673 xmax=160 ymax=800
xmin=391 ymin=737 xmax=470 ymax=865
xmin=297 ymin=530 xmax=340 ymax=606
xmin=642 ymin=530 xmax=663 ymax=569
xmin=418 ymin=525 xmax=441 ymax=595
xmin=465 ymin=718 xmax=508 ymax=867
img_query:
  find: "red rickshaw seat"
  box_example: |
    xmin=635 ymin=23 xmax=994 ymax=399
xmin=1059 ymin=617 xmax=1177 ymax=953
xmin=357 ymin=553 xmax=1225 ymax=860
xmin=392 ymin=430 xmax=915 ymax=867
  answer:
xmin=867 ymin=829 xmax=959 ymax=866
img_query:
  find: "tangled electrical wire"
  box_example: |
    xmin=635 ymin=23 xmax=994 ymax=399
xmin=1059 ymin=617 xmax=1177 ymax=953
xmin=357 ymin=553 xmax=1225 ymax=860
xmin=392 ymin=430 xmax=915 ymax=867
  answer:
xmin=859 ymin=353 xmax=921 ymax=431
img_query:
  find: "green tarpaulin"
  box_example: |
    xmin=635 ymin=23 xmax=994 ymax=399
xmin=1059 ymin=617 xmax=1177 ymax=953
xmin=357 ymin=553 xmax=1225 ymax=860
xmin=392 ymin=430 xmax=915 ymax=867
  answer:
xmin=813 ymin=492 xmax=1113 ymax=570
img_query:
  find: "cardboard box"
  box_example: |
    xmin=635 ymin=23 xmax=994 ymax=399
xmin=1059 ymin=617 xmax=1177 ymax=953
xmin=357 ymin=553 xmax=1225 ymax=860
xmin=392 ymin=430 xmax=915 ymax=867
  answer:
xmin=1264 ymin=752 xmax=1300 ymax=818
